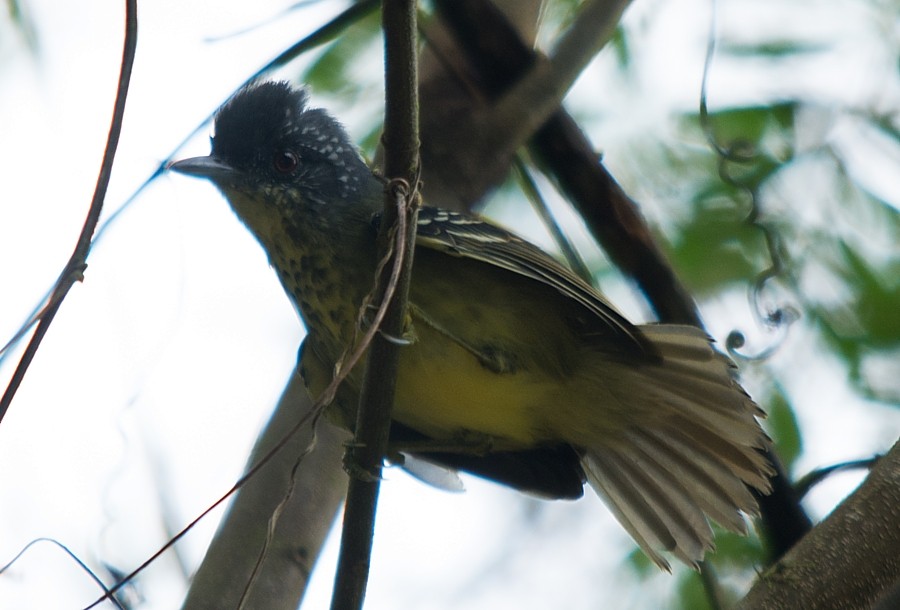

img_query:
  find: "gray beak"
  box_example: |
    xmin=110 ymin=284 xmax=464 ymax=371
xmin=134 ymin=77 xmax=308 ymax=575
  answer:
xmin=168 ymin=155 xmax=237 ymax=182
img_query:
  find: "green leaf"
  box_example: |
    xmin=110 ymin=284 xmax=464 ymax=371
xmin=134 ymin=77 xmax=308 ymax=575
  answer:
xmin=675 ymin=573 xmax=714 ymax=610
xmin=690 ymin=103 xmax=796 ymax=160
xmin=837 ymin=242 xmax=900 ymax=345
xmin=610 ymin=26 xmax=631 ymax=70
xmin=301 ymin=9 xmax=381 ymax=94
xmin=667 ymin=202 xmax=765 ymax=294
xmin=765 ymin=386 xmax=803 ymax=470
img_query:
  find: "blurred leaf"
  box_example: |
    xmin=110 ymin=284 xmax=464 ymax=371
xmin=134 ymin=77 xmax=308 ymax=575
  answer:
xmin=720 ymin=153 xmax=786 ymax=193
xmin=765 ymin=386 xmax=803 ymax=470
xmin=809 ymin=239 xmax=900 ymax=353
xmin=711 ymin=528 xmax=767 ymax=569
xmin=675 ymin=573 xmax=714 ymax=610
xmin=625 ymin=546 xmax=656 ymax=579
xmin=836 ymin=242 xmax=900 ymax=345
xmin=690 ymin=103 xmax=796 ymax=159
xmin=806 ymin=237 xmax=900 ymax=403
xmin=7 ymin=0 xmax=39 ymax=53
xmin=667 ymin=203 xmax=765 ymax=294
xmin=610 ymin=26 xmax=631 ymax=70
xmin=301 ymin=8 xmax=381 ymax=94
xmin=720 ymin=40 xmax=830 ymax=58
xmin=358 ymin=121 xmax=383 ymax=161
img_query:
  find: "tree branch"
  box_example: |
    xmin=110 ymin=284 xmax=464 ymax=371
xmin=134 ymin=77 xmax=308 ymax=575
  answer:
xmin=0 ymin=0 xmax=137 ymax=424
xmin=181 ymin=372 xmax=348 ymax=610
xmin=329 ymin=1 xmax=421 ymax=608
xmin=738 ymin=438 xmax=900 ymax=609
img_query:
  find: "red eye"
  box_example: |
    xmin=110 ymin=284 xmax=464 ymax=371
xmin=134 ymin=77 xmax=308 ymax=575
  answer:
xmin=273 ymin=150 xmax=299 ymax=174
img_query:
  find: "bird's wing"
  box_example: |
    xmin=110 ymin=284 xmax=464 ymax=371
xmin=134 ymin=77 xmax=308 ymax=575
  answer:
xmin=389 ymin=207 xmax=650 ymax=355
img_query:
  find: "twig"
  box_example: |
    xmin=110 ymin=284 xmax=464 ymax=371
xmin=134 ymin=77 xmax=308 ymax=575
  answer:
xmin=548 ymin=0 xmax=631 ymax=89
xmin=794 ymin=457 xmax=880 ymax=500
xmin=484 ymin=0 xmax=631 ymax=157
xmin=512 ymin=155 xmax=592 ymax=283
xmin=0 ymin=0 xmax=137 ymax=425
xmin=330 ymin=0 xmax=420 ymax=608
xmin=0 ymin=538 xmax=125 ymax=610
xmin=696 ymin=0 xmax=809 ymax=559
xmin=0 ymin=0 xmax=380 ymax=373
xmin=86 ymin=232 xmax=418 ymax=608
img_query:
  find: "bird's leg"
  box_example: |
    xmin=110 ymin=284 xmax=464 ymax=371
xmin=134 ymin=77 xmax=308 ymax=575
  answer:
xmin=360 ymin=303 xmax=417 ymax=345
xmin=341 ymin=445 xmax=383 ymax=482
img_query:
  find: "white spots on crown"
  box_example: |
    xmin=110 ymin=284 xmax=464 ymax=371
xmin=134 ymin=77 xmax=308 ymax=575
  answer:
xmin=317 ymin=134 xmax=328 ymax=142
xmin=301 ymin=126 xmax=318 ymax=135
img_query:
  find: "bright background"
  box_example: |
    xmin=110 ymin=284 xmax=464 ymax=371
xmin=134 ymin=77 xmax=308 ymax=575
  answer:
xmin=1 ymin=0 xmax=898 ymax=608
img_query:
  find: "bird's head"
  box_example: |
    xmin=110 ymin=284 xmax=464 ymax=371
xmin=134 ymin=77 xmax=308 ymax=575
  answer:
xmin=170 ymin=81 xmax=377 ymax=214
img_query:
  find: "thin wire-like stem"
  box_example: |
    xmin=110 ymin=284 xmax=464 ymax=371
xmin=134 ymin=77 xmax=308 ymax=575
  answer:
xmin=513 ymin=155 xmax=592 ymax=284
xmin=0 ymin=0 xmax=138 ymax=424
xmin=0 ymin=0 xmax=379 ymax=371
xmin=0 ymin=538 xmax=126 ymax=610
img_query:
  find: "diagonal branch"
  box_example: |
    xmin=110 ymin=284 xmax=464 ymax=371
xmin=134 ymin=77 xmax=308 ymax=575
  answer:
xmin=0 ymin=0 xmax=137 ymax=425
xmin=429 ymin=0 xmax=809 ymax=559
xmin=181 ymin=374 xmax=348 ymax=610
xmin=737 ymin=439 xmax=900 ymax=609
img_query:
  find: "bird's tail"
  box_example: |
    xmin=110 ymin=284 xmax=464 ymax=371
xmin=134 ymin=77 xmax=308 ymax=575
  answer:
xmin=579 ymin=324 xmax=774 ymax=571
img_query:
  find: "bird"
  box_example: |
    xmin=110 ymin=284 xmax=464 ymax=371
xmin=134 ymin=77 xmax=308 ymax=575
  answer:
xmin=169 ymin=80 xmax=773 ymax=571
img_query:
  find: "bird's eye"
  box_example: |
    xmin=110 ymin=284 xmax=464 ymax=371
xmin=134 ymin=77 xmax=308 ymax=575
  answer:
xmin=273 ymin=150 xmax=299 ymax=174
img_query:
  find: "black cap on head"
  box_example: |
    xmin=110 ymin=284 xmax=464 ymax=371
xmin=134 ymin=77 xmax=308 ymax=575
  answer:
xmin=204 ymin=81 xmax=370 ymax=203
xmin=212 ymin=81 xmax=309 ymax=168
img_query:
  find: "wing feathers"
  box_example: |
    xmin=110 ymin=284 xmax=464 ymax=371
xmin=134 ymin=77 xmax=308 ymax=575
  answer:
xmin=580 ymin=325 xmax=772 ymax=568
xmin=412 ymin=208 xmax=647 ymax=354
xmin=387 ymin=210 xmax=773 ymax=570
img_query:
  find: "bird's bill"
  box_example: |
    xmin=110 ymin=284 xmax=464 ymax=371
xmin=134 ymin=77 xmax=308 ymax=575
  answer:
xmin=168 ymin=155 xmax=237 ymax=182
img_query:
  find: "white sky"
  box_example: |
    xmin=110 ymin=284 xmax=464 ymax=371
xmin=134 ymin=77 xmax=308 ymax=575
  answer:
xmin=1 ymin=0 xmax=898 ymax=608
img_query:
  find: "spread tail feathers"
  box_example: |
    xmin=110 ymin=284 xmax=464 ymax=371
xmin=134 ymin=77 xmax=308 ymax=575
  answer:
xmin=581 ymin=325 xmax=774 ymax=571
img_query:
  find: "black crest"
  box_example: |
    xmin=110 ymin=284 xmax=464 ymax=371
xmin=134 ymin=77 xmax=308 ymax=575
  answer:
xmin=210 ymin=81 xmax=369 ymax=199
xmin=212 ymin=81 xmax=310 ymax=168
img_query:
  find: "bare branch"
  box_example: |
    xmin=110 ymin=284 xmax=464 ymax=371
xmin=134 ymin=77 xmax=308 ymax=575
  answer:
xmin=0 ymin=0 xmax=137 ymax=424
xmin=330 ymin=1 xmax=421 ymax=608
xmin=181 ymin=373 xmax=348 ymax=610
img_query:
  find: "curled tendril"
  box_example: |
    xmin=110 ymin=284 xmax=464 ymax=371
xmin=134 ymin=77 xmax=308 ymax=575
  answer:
xmin=700 ymin=0 xmax=798 ymax=361
xmin=0 ymin=538 xmax=125 ymax=610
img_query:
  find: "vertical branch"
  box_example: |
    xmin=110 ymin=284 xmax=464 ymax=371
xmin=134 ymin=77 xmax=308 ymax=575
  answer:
xmin=330 ymin=1 xmax=420 ymax=609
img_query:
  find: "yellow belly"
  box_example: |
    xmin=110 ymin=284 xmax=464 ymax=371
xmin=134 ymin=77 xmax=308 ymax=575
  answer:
xmin=391 ymin=321 xmax=553 ymax=447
